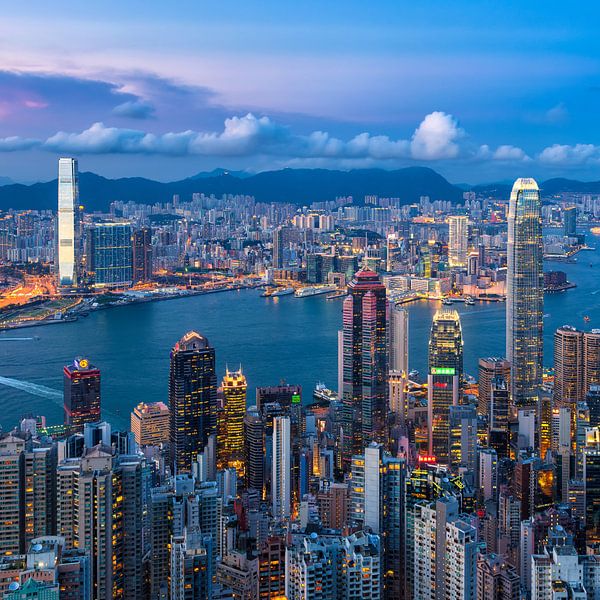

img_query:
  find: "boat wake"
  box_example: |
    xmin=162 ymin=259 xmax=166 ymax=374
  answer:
xmin=0 ymin=376 xmax=63 ymax=407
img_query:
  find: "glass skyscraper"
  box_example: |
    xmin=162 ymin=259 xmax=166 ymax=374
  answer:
xmin=506 ymin=177 xmax=543 ymax=406
xmin=88 ymin=222 xmax=133 ymax=288
xmin=169 ymin=331 xmax=217 ymax=473
xmin=57 ymin=157 xmax=80 ymax=287
xmin=427 ymin=308 xmax=463 ymax=463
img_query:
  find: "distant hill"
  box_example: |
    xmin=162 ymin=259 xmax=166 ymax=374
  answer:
xmin=471 ymin=178 xmax=600 ymax=199
xmin=0 ymin=167 xmax=463 ymax=211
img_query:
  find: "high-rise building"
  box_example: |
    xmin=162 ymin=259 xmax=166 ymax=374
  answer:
xmin=506 ymin=177 xmax=543 ymax=406
xmin=449 ymin=405 xmax=477 ymax=472
xmin=170 ymin=530 xmax=213 ymax=600
xmin=448 ymin=215 xmax=469 ymax=268
xmin=428 ymin=309 xmax=463 ymax=463
xmin=584 ymin=330 xmax=600 ymax=394
xmin=218 ymin=368 xmax=247 ymax=478
xmin=244 ymin=407 xmax=265 ymax=495
xmin=390 ymin=304 xmax=409 ymax=375
xmin=477 ymin=358 xmax=511 ymax=419
xmin=583 ymin=427 xmax=600 ymax=545
xmin=476 ymin=553 xmax=520 ymax=600
xmin=272 ymin=416 xmax=291 ymax=521
xmin=258 ymin=535 xmax=286 ymax=599
xmin=57 ymin=158 xmax=80 ymax=287
xmin=563 ymin=205 xmax=577 ymax=238
xmin=341 ymin=269 xmax=388 ymax=463
xmin=87 ymin=222 xmax=133 ymax=288
xmin=63 ymin=357 xmax=101 ymax=431
xmin=131 ymin=227 xmax=153 ymax=283
xmin=554 ymin=326 xmax=585 ymax=405
xmin=272 ymin=226 xmax=285 ymax=269
xmin=130 ymin=401 xmax=170 ymax=446
xmin=169 ymin=332 xmax=217 ymax=473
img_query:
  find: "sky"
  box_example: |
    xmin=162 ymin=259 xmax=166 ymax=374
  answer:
xmin=1 ymin=1 xmax=600 ymax=183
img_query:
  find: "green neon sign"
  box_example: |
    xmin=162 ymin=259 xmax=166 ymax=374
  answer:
xmin=431 ymin=367 xmax=456 ymax=375
xmin=291 ymin=394 xmax=301 ymax=404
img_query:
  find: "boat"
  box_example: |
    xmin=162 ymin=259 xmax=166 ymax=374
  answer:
xmin=464 ymin=296 xmax=475 ymax=305
xmin=584 ymin=316 xmax=591 ymax=323
xmin=263 ymin=287 xmax=295 ymax=297
xmin=294 ymin=285 xmax=337 ymax=298
xmin=313 ymin=382 xmax=337 ymax=403
xmin=442 ymin=298 xmax=453 ymax=305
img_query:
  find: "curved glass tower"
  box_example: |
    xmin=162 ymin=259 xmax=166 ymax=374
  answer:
xmin=506 ymin=178 xmax=543 ymax=406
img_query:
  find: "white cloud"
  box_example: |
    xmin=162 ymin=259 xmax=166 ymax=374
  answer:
xmin=410 ymin=111 xmax=463 ymax=160
xmin=538 ymin=143 xmax=600 ymax=165
xmin=492 ymin=145 xmax=530 ymax=161
xmin=0 ymin=136 xmax=40 ymax=151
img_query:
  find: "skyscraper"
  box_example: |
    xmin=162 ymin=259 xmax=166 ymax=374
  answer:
xmin=244 ymin=407 xmax=265 ymax=495
xmin=63 ymin=357 xmax=101 ymax=431
xmin=130 ymin=402 xmax=170 ymax=446
xmin=169 ymin=332 xmax=217 ymax=473
xmin=218 ymin=368 xmax=247 ymax=478
xmin=448 ymin=215 xmax=469 ymax=268
xmin=341 ymin=269 xmax=388 ymax=464
xmin=563 ymin=205 xmax=577 ymax=238
xmin=477 ymin=357 xmax=511 ymax=419
xmin=87 ymin=222 xmax=133 ymax=288
xmin=584 ymin=330 xmax=600 ymax=394
xmin=272 ymin=226 xmax=285 ymax=269
xmin=272 ymin=416 xmax=291 ymax=521
xmin=389 ymin=304 xmax=409 ymax=375
xmin=427 ymin=309 xmax=463 ymax=463
xmin=57 ymin=158 xmax=80 ymax=287
xmin=506 ymin=177 xmax=543 ymax=406
xmin=131 ymin=227 xmax=153 ymax=283
xmin=554 ymin=326 xmax=585 ymax=405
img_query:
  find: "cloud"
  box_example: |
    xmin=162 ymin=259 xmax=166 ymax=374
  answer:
xmin=112 ymin=100 xmax=155 ymax=119
xmin=545 ymin=102 xmax=568 ymax=124
xmin=410 ymin=111 xmax=464 ymax=160
xmin=538 ymin=143 xmax=600 ymax=165
xmin=0 ymin=136 xmax=40 ymax=151
xmin=492 ymin=145 xmax=530 ymax=161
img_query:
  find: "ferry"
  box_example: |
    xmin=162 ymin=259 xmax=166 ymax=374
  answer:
xmin=295 ymin=285 xmax=337 ymax=298
xmin=464 ymin=296 xmax=475 ymax=306
xmin=442 ymin=297 xmax=453 ymax=306
xmin=261 ymin=287 xmax=295 ymax=297
xmin=313 ymin=382 xmax=337 ymax=403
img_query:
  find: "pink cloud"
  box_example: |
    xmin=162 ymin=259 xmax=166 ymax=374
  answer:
xmin=23 ymin=99 xmax=48 ymax=109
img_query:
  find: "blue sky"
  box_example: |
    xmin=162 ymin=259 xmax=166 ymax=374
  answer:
xmin=1 ymin=1 xmax=600 ymax=183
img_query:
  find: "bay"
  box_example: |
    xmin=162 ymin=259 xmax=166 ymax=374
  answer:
xmin=1 ymin=228 xmax=598 ymax=430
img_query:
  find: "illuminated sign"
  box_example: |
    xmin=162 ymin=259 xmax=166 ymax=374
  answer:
xmin=418 ymin=454 xmax=437 ymax=464
xmin=291 ymin=394 xmax=301 ymax=404
xmin=431 ymin=367 xmax=455 ymax=375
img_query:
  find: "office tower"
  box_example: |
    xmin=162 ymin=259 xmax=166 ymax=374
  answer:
xmin=132 ymin=226 xmax=153 ymax=283
xmin=584 ymin=330 xmax=600 ymax=394
xmin=390 ymin=304 xmax=409 ymax=375
xmin=479 ymin=448 xmax=499 ymax=503
xmin=350 ymin=443 xmax=405 ymax=599
xmin=0 ymin=434 xmax=26 ymax=555
xmin=272 ymin=416 xmax=291 ymax=521
xmin=449 ymin=405 xmax=477 ymax=471
xmin=428 ymin=309 xmax=463 ymax=463
xmin=389 ymin=371 xmax=408 ymax=427
xmin=341 ymin=269 xmax=388 ymax=463
xmin=255 ymin=384 xmax=302 ymax=412
xmin=218 ymin=368 xmax=247 ymax=478
xmin=583 ymin=427 xmax=600 ymax=545
xmin=130 ymin=401 xmax=170 ymax=446
xmin=272 ymin=226 xmax=285 ymax=269
xmin=170 ymin=530 xmax=213 ymax=600
xmin=258 ymin=536 xmax=286 ymax=599
xmin=589 ymin=386 xmax=600 ymax=428
xmin=57 ymin=157 xmax=80 ymax=287
xmin=476 ymin=553 xmax=520 ymax=600
xmin=448 ymin=215 xmax=469 ymax=267
xmin=554 ymin=326 xmax=585 ymax=405
xmin=244 ymin=407 xmax=264 ymax=494
xmin=563 ymin=205 xmax=577 ymax=237
xmin=216 ymin=550 xmax=259 ymax=599
xmin=87 ymin=222 xmax=133 ymax=288
xmin=169 ymin=331 xmax=217 ymax=473
xmin=477 ymin=358 xmax=510 ymax=419
xmin=63 ymin=357 xmax=101 ymax=431
xmin=506 ymin=177 xmax=543 ymax=406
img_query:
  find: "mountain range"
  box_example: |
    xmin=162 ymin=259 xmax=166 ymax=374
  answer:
xmin=0 ymin=167 xmax=598 ymax=212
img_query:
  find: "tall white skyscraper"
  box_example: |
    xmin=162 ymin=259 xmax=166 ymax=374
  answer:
xmin=448 ymin=215 xmax=468 ymax=268
xmin=390 ymin=304 xmax=409 ymax=375
xmin=506 ymin=177 xmax=543 ymax=406
xmin=272 ymin=416 xmax=291 ymax=521
xmin=57 ymin=157 xmax=80 ymax=287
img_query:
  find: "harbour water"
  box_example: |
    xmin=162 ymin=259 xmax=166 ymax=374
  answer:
xmin=0 ymin=229 xmax=598 ymax=430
